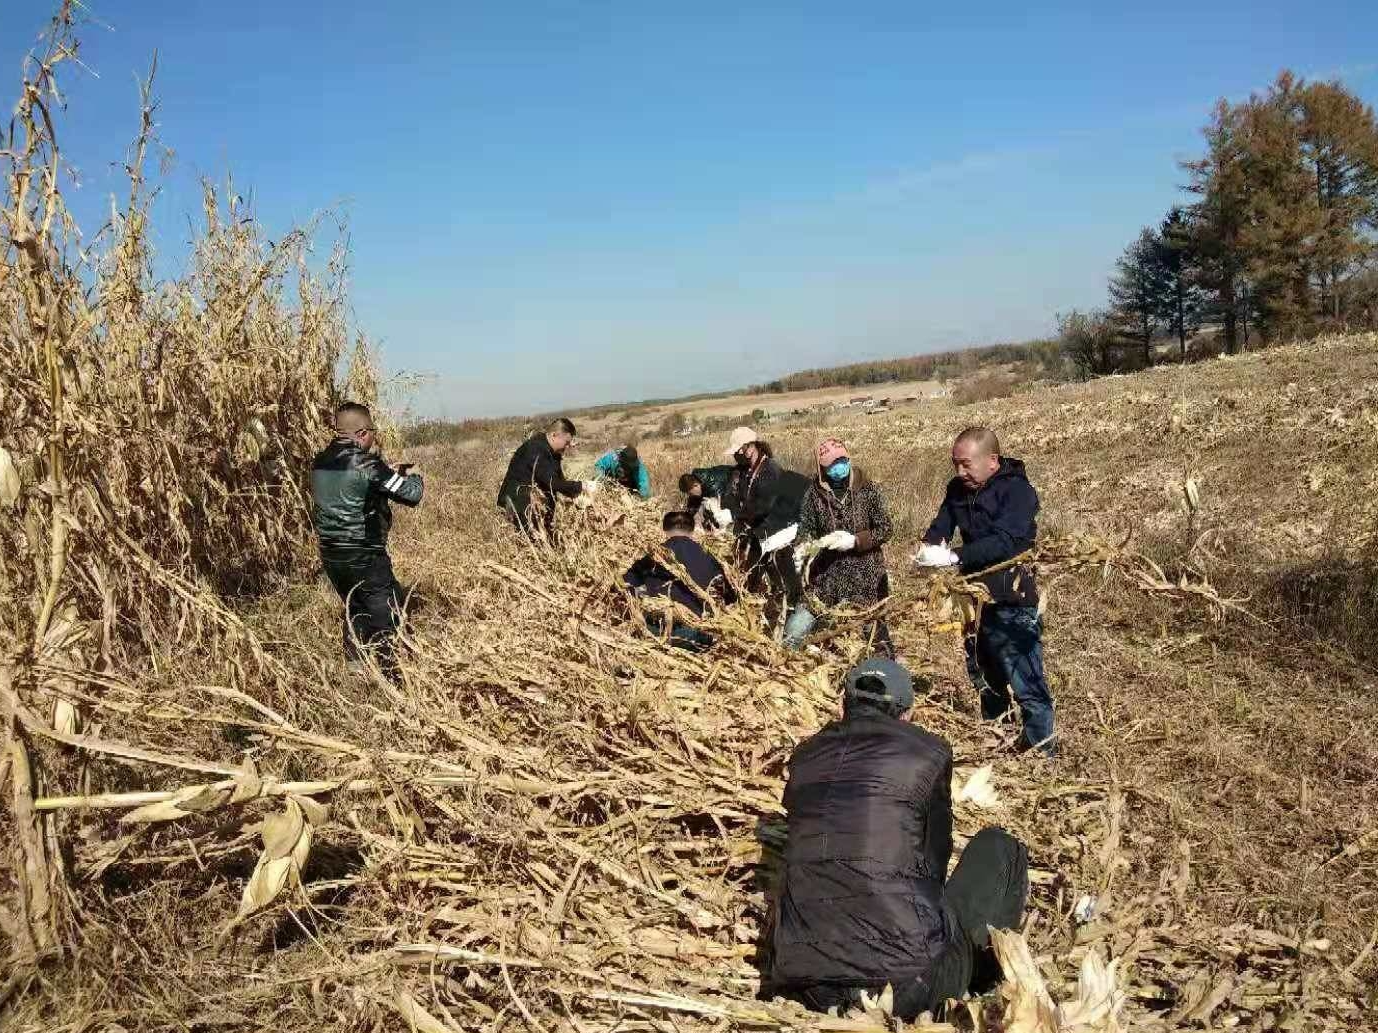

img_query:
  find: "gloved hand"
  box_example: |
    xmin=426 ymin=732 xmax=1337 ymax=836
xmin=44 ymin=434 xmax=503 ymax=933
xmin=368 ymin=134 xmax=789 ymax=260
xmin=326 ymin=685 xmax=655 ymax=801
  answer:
xmin=913 ymin=542 xmax=960 ymax=568
xmin=582 ymin=480 xmax=601 ymax=496
xmin=816 ymin=530 xmax=857 ymax=552
xmin=759 ymin=523 xmax=799 ymax=555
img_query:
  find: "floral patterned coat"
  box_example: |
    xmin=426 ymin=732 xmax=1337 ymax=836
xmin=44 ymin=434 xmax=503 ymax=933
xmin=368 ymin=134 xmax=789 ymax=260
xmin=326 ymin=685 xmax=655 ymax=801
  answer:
xmin=798 ymin=467 xmax=893 ymax=608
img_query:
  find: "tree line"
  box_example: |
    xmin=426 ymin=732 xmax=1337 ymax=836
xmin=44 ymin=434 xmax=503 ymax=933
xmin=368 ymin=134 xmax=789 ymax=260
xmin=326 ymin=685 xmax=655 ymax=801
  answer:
xmin=1062 ymin=72 xmax=1378 ymax=377
xmin=751 ymin=340 xmax=1061 ymax=394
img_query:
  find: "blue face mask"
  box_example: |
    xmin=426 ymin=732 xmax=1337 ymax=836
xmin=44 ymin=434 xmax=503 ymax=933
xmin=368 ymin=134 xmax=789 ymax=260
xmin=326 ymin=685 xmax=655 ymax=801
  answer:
xmin=826 ymin=459 xmax=851 ymax=483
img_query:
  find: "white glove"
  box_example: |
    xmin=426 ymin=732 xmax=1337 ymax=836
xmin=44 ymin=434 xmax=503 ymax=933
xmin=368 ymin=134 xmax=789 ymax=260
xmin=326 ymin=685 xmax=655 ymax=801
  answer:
xmin=816 ymin=530 xmax=857 ymax=552
xmin=712 ymin=507 xmax=733 ymax=528
xmin=582 ymin=480 xmax=601 ymax=496
xmin=914 ymin=542 xmax=960 ymax=568
xmin=759 ymin=523 xmax=799 ymax=555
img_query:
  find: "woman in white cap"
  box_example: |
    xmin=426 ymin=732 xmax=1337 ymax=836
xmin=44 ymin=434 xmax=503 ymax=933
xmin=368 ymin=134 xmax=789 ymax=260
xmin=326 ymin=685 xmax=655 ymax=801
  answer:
xmin=721 ymin=426 xmax=810 ymax=633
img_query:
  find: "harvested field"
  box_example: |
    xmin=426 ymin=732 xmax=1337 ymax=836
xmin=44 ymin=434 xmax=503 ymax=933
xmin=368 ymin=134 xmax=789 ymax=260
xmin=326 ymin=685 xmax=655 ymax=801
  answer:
xmin=4 ymin=14 xmax=1378 ymax=1033
xmin=572 ymin=378 xmax=948 ymax=441
xmin=5 ymin=330 xmax=1378 ymax=1032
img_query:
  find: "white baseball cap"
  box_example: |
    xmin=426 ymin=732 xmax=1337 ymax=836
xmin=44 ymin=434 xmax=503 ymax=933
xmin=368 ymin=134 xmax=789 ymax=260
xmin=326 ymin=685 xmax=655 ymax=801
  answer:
xmin=723 ymin=426 xmax=759 ymax=458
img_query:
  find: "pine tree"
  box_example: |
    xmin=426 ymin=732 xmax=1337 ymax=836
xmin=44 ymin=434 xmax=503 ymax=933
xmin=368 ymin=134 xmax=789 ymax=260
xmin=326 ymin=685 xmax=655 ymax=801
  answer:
xmin=1297 ymin=80 xmax=1378 ymax=323
xmin=1183 ymin=101 xmax=1251 ymax=353
xmin=1157 ymin=208 xmax=1208 ymax=361
xmin=1108 ymin=227 xmax=1167 ymax=367
xmin=1236 ymin=73 xmax=1325 ymax=341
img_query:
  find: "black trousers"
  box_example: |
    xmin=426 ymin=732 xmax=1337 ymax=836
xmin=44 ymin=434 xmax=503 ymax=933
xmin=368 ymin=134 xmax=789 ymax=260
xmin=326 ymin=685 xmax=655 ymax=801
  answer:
xmin=742 ymin=538 xmax=805 ymax=631
xmin=788 ymin=828 xmax=1029 ymax=1020
xmin=321 ymin=551 xmax=406 ymax=679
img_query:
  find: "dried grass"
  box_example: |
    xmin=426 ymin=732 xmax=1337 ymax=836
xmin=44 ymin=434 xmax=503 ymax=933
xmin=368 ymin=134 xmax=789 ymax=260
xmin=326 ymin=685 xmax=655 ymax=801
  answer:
xmin=3 ymin=11 xmax=1378 ymax=1033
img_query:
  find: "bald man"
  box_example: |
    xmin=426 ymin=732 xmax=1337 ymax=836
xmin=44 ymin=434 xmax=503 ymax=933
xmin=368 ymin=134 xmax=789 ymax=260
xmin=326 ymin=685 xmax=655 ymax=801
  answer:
xmin=921 ymin=428 xmax=1055 ymax=756
xmin=312 ymin=402 xmax=423 ymax=680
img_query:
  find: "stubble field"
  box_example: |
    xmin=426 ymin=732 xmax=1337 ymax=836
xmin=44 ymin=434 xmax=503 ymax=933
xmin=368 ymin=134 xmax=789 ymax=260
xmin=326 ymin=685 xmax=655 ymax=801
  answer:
xmin=6 ymin=333 xmax=1378 ymax=1032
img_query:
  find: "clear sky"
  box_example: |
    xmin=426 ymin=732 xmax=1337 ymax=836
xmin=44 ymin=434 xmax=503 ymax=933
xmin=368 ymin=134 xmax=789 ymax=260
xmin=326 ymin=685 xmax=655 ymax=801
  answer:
xmin=4 ymin=2 xmax=1376 ymax=417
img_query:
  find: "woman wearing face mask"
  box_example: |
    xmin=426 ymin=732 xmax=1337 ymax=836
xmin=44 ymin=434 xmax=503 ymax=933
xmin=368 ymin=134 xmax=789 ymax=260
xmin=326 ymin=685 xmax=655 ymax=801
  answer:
xmin=720 ymin=427 xmax=810 ymax=633
xmin=785 ymin=438 xmax=894 ymax=655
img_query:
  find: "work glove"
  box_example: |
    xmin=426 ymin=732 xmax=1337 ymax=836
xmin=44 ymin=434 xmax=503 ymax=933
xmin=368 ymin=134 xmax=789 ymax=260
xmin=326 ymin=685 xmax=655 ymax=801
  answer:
xmin=702 ymin=497 xmax=733 ymax=528
xmin=759 ymin=523 xmax=799 ymax=555
xmin=816 ymin=530 xmax=857 ymax=552
xmin=581 ymin=480 xmax=601 ymax=496
xmin=913 ymin=542 xmax=960 ymax=568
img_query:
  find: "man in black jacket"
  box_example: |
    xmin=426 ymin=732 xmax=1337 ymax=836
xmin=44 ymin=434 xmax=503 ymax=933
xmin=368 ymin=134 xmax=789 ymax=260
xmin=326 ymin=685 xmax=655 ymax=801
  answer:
xmin=497 ymin=417 xmax=591 ymax=537
xmin=768 ymin=658 xmax=1030 ymax=1021
xmin=624 ymin=511 xmax=736 ymax=650
xmin=920 ymin=427 xmax=1055 ymax=755
xmin=311 ymin=402 xmax=424 ymax=679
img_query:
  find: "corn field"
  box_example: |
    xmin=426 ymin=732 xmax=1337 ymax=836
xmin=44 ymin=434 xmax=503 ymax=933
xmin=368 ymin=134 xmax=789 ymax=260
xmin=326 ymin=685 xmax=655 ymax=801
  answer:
xmin=4 ymin=9 xmax=1378 ymax=1033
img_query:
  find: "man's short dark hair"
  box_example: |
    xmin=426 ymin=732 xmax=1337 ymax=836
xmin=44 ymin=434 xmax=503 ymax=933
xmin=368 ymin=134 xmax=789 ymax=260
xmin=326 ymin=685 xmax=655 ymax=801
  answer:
xmin=548 ymin=417 xmax=577 ymax=437
xmin=336 ymin=402 xmax=372 ymax=421
xmin=663 ymin=511 xmax=695 ymax=534
xmin=678 ymin=472 xmax=702 ymax=494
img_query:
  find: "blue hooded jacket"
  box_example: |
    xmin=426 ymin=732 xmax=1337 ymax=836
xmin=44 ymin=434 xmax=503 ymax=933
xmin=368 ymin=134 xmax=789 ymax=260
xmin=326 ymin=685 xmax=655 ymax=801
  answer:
xmin=595 ymin=449 xmax=652 ymax=499
xmin=924 ymin=457 xmax=1039 ymax=605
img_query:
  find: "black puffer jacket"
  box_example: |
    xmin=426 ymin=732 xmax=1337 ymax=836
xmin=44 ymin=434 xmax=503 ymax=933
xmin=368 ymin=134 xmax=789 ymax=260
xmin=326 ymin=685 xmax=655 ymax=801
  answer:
xmin=770 ymin=707 xmax=955 ymax=993
xmin=497 ymin=434 xmax=583 ymax=529
xmin=311 ymin=439 xmax=423 ymax=556
xmin=924 ymin=457 xmax=1039 ymax=605
xmin=798 ymin=466 xmax=892 ymax=607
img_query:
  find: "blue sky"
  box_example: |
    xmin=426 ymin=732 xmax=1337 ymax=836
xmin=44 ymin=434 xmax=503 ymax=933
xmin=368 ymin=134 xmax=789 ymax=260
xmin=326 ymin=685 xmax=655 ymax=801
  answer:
xmin=4 ymin=2 xmax=1376 ymax=417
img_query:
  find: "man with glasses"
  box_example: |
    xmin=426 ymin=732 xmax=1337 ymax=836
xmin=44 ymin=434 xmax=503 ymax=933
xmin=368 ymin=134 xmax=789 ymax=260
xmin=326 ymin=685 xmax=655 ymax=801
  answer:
xmin=311 ymin=402 xmax=424 ymax=679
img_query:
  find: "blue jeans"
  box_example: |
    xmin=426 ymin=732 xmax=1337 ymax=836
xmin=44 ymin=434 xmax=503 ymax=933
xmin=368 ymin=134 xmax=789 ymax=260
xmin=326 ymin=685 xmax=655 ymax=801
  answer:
xmin=783 ymin=605 xmax=817 ymax=649
xmin=965 ymin=605 xmax=1055 ymax=754
xmin=783 ymin=605 xmax=893 ymax=656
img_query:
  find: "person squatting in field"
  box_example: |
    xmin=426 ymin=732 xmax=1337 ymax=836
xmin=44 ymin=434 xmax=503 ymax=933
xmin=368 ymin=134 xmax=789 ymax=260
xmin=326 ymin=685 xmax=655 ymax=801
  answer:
xmin=678 ymin=464 xmax=737 ymax=530
xmin=785 ymin=437 xmax=895 ymax=656
xmin=721 ymin=426 xmax=810 ymax=633
xmin=917 ymin=427 xmax=1056 ymax=756
xmin=593 ymin=444 xmax=652 ymax=499
xmin=496 ymin=417 xmax=598 ymax=537
xmin=623 ymin=510 xmax=737 ymax=650
xmin=765 ymin=658 xmax=1030 ymax=1021
xmin=311 ymin=402 xmax=424 ymax=681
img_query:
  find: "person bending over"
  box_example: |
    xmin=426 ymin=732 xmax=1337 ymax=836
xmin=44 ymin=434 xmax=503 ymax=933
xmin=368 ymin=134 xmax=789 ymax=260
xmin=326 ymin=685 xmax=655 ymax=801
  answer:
xmin=497 ymin=417 xmax=594 ymax=537
xmin=594 ymin=444 xmax=652 ymax=499
xmin=678 ymin=464 xmax=737 ymax=529
xmin=624 ymin=511 xmax=736 ymax=650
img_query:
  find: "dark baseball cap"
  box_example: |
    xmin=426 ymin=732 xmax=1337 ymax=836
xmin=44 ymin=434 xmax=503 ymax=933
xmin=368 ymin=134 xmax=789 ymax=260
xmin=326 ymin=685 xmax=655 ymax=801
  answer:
xmin=843 ymin=657 xmax=916 ymax=715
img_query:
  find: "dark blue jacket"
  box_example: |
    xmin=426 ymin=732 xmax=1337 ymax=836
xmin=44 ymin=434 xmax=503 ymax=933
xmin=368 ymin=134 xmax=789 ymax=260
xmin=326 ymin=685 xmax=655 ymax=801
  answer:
xmin=624 ymin=536 xmax=735 ymax=617
xmin=924 ymin=457 xmax=1039 ymax=605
